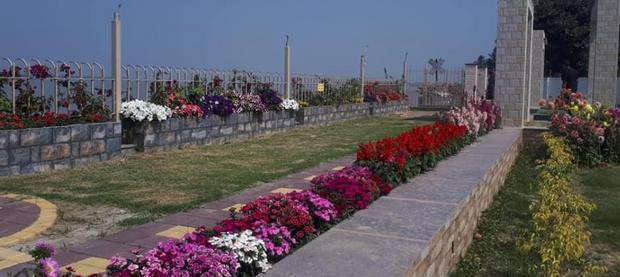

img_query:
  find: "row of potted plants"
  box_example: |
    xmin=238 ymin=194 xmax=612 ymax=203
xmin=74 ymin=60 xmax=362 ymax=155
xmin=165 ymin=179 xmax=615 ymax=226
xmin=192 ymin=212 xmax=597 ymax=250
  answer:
xmin=20 ymin=96 xmax=501 ymax=277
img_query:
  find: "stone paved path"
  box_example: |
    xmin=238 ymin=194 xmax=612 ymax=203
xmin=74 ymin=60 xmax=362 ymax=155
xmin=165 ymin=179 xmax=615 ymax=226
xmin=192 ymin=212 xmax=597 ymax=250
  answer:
xmin=0 ymin=155 xmax=356 ymax=276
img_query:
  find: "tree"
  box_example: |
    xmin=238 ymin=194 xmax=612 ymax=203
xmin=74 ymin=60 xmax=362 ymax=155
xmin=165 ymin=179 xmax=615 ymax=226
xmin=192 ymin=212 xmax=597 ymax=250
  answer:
xmin=533 ymin=0 xmax=593 ymax=76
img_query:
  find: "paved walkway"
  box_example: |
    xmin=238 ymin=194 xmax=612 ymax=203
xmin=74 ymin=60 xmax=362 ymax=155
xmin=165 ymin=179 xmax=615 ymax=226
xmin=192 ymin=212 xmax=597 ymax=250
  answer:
xmin=0 ymin=155 xmax=355 ymax=276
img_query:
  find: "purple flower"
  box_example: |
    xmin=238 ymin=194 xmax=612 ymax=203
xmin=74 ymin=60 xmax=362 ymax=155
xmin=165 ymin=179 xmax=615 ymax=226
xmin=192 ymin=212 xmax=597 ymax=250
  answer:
xmin=39 ymin=257 xmax=59 ymax=277
xmin=200 ymin=95 xmax=234 ymax=117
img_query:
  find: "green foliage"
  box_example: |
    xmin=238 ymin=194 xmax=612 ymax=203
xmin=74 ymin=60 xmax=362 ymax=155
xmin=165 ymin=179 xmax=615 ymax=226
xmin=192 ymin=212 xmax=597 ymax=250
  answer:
xmin=519 ymin=133 xmax=606 ymax=277
xmin=533 ymin=0 xmax=594 ymax=76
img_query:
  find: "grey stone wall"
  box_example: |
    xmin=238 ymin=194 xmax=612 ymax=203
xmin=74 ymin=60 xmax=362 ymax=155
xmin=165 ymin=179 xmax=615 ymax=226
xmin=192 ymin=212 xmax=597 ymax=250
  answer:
xmin=531 ymin=30 xmax=546 ymax=107
xmin=135 ymin=111 xmax=297 ymax=152
xmin=370 ymin=100 xmax=410 ymax=116
xmin=297 ymin=103 xmax=371 ymax=126
xmin=495 ymin=0 xmax=535 ymax=127
xmin=0 ymin=122 xmax=122 ymax=177
xmin=588 ymin=0 xmax=619 ymax=107
xmin=130 ymin=101 xmax=410 ymax=152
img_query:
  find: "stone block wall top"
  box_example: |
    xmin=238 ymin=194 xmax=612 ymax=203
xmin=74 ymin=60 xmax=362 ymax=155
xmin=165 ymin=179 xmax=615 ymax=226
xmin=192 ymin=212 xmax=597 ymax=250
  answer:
xmin=265 ymin=128 xmax=523 ymax=277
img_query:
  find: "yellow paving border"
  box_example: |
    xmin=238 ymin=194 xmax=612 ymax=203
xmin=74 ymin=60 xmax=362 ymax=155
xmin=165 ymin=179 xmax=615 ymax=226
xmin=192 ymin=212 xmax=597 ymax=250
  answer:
xmin=270 ymin=188 xmax=303 ymax=194
xmin=222 ymin=203 xmax=245 ymax=212
xmin=156 ymin=225 xmax=195 ymax=239
xmin=0 ymin=247 xmax=34 ymax=270
xmin=63 ymin=257 xmax=109 ymax=276
xmin=0 ymin=194 xmax=57 ymax=247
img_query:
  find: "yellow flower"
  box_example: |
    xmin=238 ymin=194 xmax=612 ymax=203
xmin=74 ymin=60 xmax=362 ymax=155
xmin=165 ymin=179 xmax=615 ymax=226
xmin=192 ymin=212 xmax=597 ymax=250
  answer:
xmin=584 ymin=104 xmax=593 ymax=113
xmin=570 ymin=105 xmax=579 ymax=113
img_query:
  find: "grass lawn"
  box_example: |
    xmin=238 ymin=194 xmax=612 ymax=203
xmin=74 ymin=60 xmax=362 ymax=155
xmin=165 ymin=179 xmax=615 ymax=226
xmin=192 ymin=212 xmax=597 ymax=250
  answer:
xmin=453 ymin=150 xmax=620 ymax=276
xmin=0 ymin=115 xmax=426 ymax=227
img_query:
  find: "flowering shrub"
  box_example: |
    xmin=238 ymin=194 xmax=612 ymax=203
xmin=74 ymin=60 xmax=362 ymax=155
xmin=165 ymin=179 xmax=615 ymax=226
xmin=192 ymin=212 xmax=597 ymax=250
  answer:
xmin=356 ymin=123 xmax=470 ymax=184
xmin=240 ymin=193 xmax=317 ymax=241
xmin=107 ymin=240 xmax=239 ymax=276
xmin=440 ymin=95 xmax=501 ymax=136
xmin=548 ymin=89 xmax=620 ymax=166
xmin=209 ymin=230 xmax=271 ymax=274
xmin=311 ymin=166 xmax=390 ymax=217
xmin=251 ymin=224 xmax=296 ymax=260
xmin=258 ymin=89 xmax=283 ymax=111
xmin=519 ymin=134 xmax=606 ymax=276
xmin=228 ymin=92 xmax=268 ymax=113
xmin=121 ymin=100 xmax=172 ymax=122
xmin=280 ymin=99 xmax=300 ymax=111
xmin=200 ymin=95 xmax=235 ymax=117
xmin=287 ymin=190 xmax=338 ymax=228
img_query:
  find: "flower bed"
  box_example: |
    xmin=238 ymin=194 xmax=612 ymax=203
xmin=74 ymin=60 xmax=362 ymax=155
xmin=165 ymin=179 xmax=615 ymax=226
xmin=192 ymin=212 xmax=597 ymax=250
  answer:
xmin=19 ymin=95 xmax=502 ymax=276
xmin=542 ymin=89 xmax=620 ymax=166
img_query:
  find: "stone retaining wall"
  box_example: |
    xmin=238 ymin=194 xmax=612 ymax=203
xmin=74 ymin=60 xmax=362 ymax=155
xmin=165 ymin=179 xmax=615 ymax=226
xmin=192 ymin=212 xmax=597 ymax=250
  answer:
xmin=129 ymin=101 xmax=409 ymax=152
xmin=296 ymin=103 xmax=370 ymax=126
xmin=0 ymin=122 xmax=122 ymax=177
xmin=370 ymin=100 xmax=410 ymax=116
xmin=265 ymin=128 xmax=522 ymax=277
xmin=132 ymin=111 xmax=297 ymax=152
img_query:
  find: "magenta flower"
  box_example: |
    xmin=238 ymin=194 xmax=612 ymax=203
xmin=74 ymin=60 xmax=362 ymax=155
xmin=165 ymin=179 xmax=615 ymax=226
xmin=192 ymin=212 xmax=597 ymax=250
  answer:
xmin=39 ymin=257 xmax=59 ymax=277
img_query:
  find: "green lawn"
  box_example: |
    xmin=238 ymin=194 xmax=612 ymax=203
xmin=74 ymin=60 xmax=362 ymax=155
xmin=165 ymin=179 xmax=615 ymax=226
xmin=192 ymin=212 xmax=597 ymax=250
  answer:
xmin=578 ymin=165 xmax=620 ymax=276
xmin=453 ymin=150 xmax=620 ymax=276
xmin=0 ymin=115 xmax=426 ymax=226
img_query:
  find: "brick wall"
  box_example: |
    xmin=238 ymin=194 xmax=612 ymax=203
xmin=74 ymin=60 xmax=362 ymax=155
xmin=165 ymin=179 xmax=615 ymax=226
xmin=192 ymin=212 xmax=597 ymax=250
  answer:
xmin=0 ymin=122 xmax=122 ymax=177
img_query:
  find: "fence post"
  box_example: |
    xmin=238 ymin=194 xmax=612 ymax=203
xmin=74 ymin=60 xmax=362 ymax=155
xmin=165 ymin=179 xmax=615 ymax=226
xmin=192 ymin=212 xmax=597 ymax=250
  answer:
xmin=284 ymin=35 xmax=291 ymax=99
xmin=112 ymin=9 xmax=122 ymax=122
xmin=359 ymin=53 xmax=366 ymax=97
xmin=402 ymin=52 xmax=408 ymax=95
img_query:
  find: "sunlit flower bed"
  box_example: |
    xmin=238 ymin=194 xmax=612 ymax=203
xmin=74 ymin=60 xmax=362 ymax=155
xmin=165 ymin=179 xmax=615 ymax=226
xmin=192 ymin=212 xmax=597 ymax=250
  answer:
xmin=20 ymin=99 xmax=501 ymax=277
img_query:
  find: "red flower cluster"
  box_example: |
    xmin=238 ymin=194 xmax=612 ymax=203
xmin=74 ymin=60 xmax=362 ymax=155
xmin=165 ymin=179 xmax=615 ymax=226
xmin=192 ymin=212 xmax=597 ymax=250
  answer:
xmin=311 ymin=166 xmax=391 ymax=217
xmin=357 ymin=123 xmax=467 ymax=165
xmin=0 ymin=112 xmax=108 ymax=130
xmin=240 ymin=193 xmax=317 ymax=240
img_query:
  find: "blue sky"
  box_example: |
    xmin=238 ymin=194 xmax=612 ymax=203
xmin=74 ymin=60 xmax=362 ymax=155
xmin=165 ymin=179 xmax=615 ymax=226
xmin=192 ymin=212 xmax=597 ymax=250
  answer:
xmin=0 ymin=0 xmax=497 ymax=77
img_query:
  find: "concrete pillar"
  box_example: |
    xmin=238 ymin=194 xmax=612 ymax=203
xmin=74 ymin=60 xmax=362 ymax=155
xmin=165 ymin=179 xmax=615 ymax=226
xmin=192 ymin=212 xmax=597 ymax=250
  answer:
xmin=495 ymin=0 xmax=535 ymax=127
xmin=464 ymin=63 xmax=478 ymax=97
xmin=477 ymin=67 xmax=488 ymax=98
xmin=112 ymin=11 xmax=122 ymax=122
xmin=284 ymin=36 xmax=291 ymax=99
xmin=588 ymin=0 xmax=619 ymax=106
xmin=530 ymin=30 xmax=546 ymax=107
xmin=360 ymin=54 xmax=366 ymax=97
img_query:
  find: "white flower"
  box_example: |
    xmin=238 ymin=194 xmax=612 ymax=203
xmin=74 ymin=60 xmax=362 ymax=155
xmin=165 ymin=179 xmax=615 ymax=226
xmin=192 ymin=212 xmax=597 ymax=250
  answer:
xmin=121 ymin=100 xmax=172 ymax=122
xmin=209 ymin=230 xmax=271 ymax=273
xmin=280 ymin=99 xmax=300 ymax=111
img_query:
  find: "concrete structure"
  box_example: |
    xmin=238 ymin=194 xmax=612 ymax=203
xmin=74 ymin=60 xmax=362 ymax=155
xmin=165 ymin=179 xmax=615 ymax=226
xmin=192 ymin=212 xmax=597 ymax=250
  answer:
xmin=588 ymin=0 xmax=620 ymax=106
xmin=530 ymin=30 xmax=546 ymax=107
xmin=266 ymin=128 xmax=523 ymax=277
xmin=476 ymin=66 xmax=488 ymax=98
xmin=495 ymin=0 xmax=535 ymax=127
xmin=464 ymin=63 xmax=478 ymax=96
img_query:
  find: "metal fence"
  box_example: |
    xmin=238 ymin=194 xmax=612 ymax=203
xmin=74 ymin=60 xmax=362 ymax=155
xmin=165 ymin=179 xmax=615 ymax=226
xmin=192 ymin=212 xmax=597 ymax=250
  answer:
xmin=406 ymin=68 xmax=465 ymax=108
xmin=1 ymin=57 xmax=411 ymax=116
xmin=0 ymin=58 xmax=112 ymax=115
xmin=542 ymin=77 xmax=620 ymax=105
